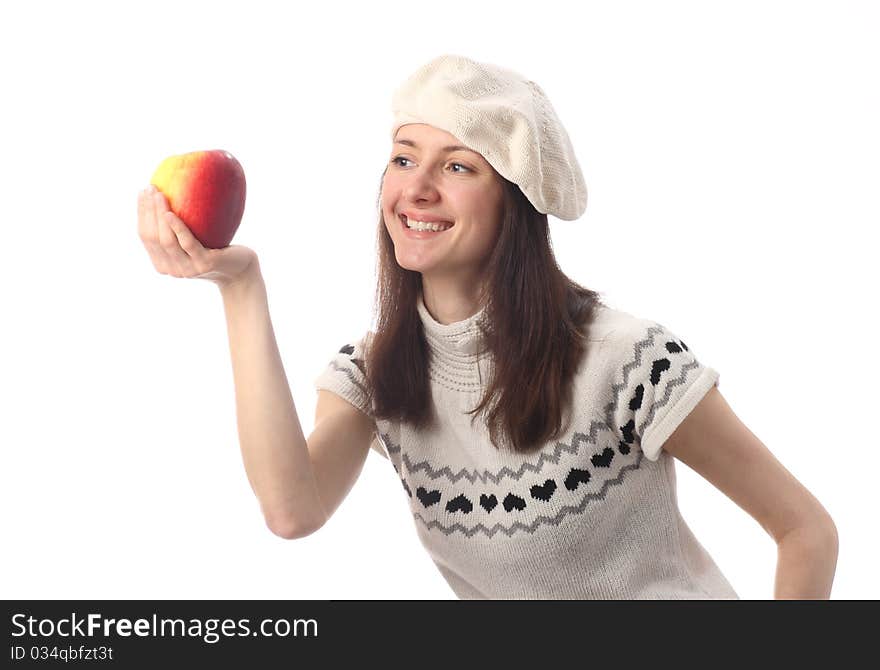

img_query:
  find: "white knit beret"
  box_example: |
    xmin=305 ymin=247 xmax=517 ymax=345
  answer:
xmin=390 ymin=54 xmax=587 ymax=221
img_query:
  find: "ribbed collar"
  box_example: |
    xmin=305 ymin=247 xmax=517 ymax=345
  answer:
xmin=416 ymin=293 xmax=488 ymax=358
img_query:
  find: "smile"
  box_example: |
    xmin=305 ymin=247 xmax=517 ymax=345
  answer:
xmin=400 ymin=214 xmax=454 ymax=233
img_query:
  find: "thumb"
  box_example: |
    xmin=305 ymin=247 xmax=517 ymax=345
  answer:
xmin=164 ymin=211 xmax=205 ymax=253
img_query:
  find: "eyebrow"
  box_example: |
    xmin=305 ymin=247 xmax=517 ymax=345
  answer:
xmin=394 ymin=138 xmax=481 ymax=156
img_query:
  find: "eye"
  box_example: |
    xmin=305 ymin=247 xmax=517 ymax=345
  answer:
xmin=389 ymin=156 xmax=471 ymax=173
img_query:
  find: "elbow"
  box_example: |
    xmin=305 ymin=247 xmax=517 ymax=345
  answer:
xmin=824 ymin=518 xmax=839 ymax=554
xmin=266 ymin=514 xmax=325 ymax=540
xmin=813 ymin=509 xmax=838 ymax=550
xmin=777 ymin=513 xmax=838 ymax=551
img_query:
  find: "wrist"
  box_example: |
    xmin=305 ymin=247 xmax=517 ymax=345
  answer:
xmin=218 ymin=260 xmax=263 ymax=300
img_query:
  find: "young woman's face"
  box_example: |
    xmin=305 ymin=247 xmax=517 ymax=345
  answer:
xmin=381 ymin=123 xmax=504 ymax=282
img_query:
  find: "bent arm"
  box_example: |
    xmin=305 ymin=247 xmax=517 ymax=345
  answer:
xmin=219 ymin=261 xmax=326 ymax=538
xmin=774 ymin=524 xmax=838 ymax=599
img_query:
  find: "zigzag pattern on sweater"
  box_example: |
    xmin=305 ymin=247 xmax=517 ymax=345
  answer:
xmin=417 ymin=450 xmax=645 ymax=539
xmin=384 ymin=423 xmax=633 ymax=485
xmin=363 ymin=322 xmax=702 ymax=537
xmin=326 ymin=358 xmax=368 ymax=398
xmin=329 ymin=344 xmax=369 ymax=398
xmin=380 ymin=431 xmax=646 ymax=537
xmin=604 ymin=322 xmax=693 ymax=449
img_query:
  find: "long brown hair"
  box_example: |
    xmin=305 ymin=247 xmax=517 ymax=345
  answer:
xmin=365 ymin=167 xmax=607 ymax=454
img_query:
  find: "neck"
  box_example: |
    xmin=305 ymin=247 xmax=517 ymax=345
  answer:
xmin=416 ymin=291 xmax=488 ymax=359
xmin=420 ymin=277 xmax=485 ymax=325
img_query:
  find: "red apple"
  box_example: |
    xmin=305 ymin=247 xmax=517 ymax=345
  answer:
xmin=149 ymin=149 xmax=246 ymax=249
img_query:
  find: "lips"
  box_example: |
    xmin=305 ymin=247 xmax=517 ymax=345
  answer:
xmin=398 ymin=214 xmax=456 ymax=238
xmin=399 ymin=213 xmax=454 ymax=227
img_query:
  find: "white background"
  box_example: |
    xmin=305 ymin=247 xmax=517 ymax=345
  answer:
xmin=1 ymin=0 xmax=876 ymax=600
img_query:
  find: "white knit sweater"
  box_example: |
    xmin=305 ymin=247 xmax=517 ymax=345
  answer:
xmin=314 ymin=294 xmax=739 ymax=599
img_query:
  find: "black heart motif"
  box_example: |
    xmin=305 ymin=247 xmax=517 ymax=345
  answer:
xmin=351 ymin=358 xmax=366 ymax=376
xmin=530 ymin=479 xmax=557 ymax=502
xmin=620 ymin=418 xmax=636 ymax=445
xmin=591 ymin=446 xmax=614 ymax=468
xmin=503 ymin=493 xmax=526 ymax=512
xmin=564 ymin=468 xmax=591 ymax=491
xmin=416 ymin=486 xmax=441 ymax=507
xmin=650 ymin=358 xmax=671 ymax=385
xmin=401 ymin=479 xmax=412 ymax=498
xmin=629 ymin=383 xmax=644 ymax=411
xmin=339 ymin=344 xmax=354 ymax=355
xmin=479 ymin=494 xmax=498 ymax=512
xmin=665 ymin=340 xmax=683 ymax=354
xmin=618 ymin=440 xmax=631 ymax=455
xmin=446 ymin=495 xmax=473 ymax=514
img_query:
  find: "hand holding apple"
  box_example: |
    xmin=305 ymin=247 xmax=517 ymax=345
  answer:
xmin=149 ymin=149 xmax=246 ymax=249
xmin=137 ymin=185 xmax=259 ymax=289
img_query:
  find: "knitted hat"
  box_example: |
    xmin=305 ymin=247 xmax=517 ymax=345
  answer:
xmin=390 ymin=54 xmax=587 ymax=221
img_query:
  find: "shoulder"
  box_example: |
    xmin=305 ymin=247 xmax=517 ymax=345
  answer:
xmin=584 ymin=304 xmax=671 ymax=365
xmin=571 ymin=303 xmax=664 ymax=389
xmin=579 ymin=302 xmax=717 ymax=404
xmin=341 ymin=331 xmax=375 ymax=374
xmin=589 ymin=303 xmax=699 ymax=352
xmin=584 ymin=304 xmax=720 ymax=461
xmin=587 ymin=303 xmax=647 ymax=341
xmin=328 ymin=330 xmax=376 ymax=368
xmin=314 ymin=330 xmax=377 ymax=416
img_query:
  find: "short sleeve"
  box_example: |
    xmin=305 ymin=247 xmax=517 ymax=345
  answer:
xmin=608 ymin=319 xmax=720 ymax=462
xmin=313 ymin=333 xmax=388 ymax=459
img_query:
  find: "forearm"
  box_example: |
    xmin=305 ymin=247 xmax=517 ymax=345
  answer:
xmin=219 ymin=263 xmax=326 ymax=537
xmin=774 ymin=523 xmax=838 ymax=599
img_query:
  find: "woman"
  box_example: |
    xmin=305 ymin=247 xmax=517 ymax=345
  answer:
xmin=137 ymin=54 xmax=838 ymax=599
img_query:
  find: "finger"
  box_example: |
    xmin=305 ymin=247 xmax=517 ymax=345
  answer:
xmin=160 ymin=216 xmax=190 ymax=277
xmin=152 ymin=188 xmax=170 ymax=219
xmin=154 ymin=191 xmax=190 ymax=272
xmin=139 ymin=186 xmax=167 ymax=266
xmin=137 ymin=187 xmax=154 ymax=239
xmin=164 ymin=210 xmax=206 ymax=261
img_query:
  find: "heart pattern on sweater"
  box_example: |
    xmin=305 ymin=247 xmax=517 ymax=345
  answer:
xmin=667 ymin=337 xmax=688 ymax=353
xmin=416 ymin=486 xmax=441 ymax=507
xmin=591 ymin=447 xmax=615 ymax=468
xmin=411 ymin=463 xmax=606 ymax=514
xmin=650 ymin=358 xmax=671 ymax=385
xmin=530 ymin=479 xmax=557 ymax=502
xmin=564 ymin=468 xmax=591 ymax=490
xmin=503 ymin=494 xmax=526 ymax=512
xmin=447 ymin=495 xmax=473 ymax=514
xmin=408 ymin=457 xmax=622 ymax=513
xmin=336 ymin=322 xmax=708 ymax=536
xmin=629 ymin=384 xmax=644 ymax=411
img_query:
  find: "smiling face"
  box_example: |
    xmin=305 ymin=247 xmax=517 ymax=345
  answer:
xmin=381 ymin=123 xmax=505 ymax=289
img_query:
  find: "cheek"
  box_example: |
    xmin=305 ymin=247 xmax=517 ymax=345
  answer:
xmin=462 ymin=183 xmax=500 ymax=214
xmin=481 ymin=223 xmax=503 ymax=250
xmin=380 ymin=179 xmax=400 ymax=211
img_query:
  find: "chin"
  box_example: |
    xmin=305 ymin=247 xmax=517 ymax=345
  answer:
xmin=393 ymin=250 xmax=441 ymax=275
xmin=394 ymin=256 xmax=428 ymax=273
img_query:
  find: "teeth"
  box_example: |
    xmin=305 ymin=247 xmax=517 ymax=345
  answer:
xmin=405 ymin=217 xmax=453 ymax=232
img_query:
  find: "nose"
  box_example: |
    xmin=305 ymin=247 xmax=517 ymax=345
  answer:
xmin=402 ymin=165 xmax=442 ymax=203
